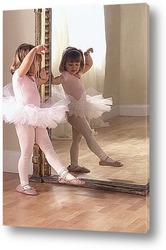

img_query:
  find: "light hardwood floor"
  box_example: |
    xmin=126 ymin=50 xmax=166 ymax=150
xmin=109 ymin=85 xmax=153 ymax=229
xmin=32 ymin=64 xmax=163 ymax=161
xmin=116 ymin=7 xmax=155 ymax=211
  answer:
xmin=3 ymin=172 xmax=149 ymax=233
xmin=3 ymin=116 xmax=150 ymax=232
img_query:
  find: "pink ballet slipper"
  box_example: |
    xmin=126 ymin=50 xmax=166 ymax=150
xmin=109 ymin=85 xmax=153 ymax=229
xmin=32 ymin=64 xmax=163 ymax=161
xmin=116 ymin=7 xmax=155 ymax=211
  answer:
xmin=99 ymin=156 xmax=123 ymax=167
xmin=58 ymin=177 xmax=85 ymax=186
xmin=58 ymin=168 xmax=85 ymax=186
xmin=16 ymin=184 xmax=38 ymax=196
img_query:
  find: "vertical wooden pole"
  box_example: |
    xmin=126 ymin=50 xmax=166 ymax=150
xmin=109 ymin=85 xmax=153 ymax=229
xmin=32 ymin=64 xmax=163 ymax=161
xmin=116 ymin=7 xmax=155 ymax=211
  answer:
xmin=41 ymin=8 xmax=52 ymax=177
xmin=30 ymin=8 xmax=52 ymax=182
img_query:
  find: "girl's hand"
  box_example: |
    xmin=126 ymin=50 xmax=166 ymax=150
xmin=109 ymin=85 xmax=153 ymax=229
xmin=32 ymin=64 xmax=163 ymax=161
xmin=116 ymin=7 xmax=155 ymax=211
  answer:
xmin=36 ymin=44 xmax=48 ymax=55
xmin=40 ymin=67 xmax=49 ymax=82
xmin=84 ymin=48 xmax=93 ymax=56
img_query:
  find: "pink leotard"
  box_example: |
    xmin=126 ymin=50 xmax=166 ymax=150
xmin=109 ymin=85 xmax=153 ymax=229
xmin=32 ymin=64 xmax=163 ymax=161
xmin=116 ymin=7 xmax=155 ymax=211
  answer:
xmin=60 ymin=70 xmax=112 ymax=120
xmin=61 ymin=71 xmax=85 ymax=100
xmin=3 ymin=69 xmax=69 ymax=128
xmin=12 ymin=69 xmax=40 ymax=106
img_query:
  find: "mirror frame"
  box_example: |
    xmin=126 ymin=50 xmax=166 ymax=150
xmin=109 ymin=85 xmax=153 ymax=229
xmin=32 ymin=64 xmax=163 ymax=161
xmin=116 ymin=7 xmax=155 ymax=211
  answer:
xmin=30 ymin=8 xmax=149 ymax=196
xmin=30 ymin=8 xmax=52 ymax=182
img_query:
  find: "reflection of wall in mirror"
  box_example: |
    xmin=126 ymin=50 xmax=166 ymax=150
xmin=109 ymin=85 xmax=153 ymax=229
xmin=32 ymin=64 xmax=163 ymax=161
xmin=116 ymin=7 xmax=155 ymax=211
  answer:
xmin=51 ymin=3 xmax=149 ymax=139
xmin=104 ymin=3 xmax=149 ymax=119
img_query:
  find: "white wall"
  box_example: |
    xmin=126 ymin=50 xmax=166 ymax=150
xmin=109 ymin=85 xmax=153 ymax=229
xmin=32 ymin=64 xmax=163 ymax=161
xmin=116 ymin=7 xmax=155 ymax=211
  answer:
xmin=3 ymin=9 xmax=35 ymax=173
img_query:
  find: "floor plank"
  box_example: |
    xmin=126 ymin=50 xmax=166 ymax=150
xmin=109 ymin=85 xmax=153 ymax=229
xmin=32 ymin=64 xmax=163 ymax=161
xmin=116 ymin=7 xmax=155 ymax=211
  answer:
xmin=3 ymin=172 xmax=150 ymax=233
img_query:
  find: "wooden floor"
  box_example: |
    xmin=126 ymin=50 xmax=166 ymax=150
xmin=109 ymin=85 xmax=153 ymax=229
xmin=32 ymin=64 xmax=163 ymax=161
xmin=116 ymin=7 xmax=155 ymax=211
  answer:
xmin=3 ymin=116 xmax=150 ymax=232
xmin=3 ymin=172 xmax=150 ymax=233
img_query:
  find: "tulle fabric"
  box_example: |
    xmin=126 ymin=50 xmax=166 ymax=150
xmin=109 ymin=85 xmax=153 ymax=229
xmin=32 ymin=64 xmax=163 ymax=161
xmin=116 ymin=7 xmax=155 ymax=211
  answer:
xmin=67 ymin=92 xmax=113 ymax=120
xmin=3 ymin=83 xmax=69 ymax=128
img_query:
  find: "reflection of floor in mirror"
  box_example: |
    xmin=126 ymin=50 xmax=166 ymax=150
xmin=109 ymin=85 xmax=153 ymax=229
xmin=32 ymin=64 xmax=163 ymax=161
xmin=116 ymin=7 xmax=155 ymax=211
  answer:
xmin=51 ymin=116 xmax=149 ymax=186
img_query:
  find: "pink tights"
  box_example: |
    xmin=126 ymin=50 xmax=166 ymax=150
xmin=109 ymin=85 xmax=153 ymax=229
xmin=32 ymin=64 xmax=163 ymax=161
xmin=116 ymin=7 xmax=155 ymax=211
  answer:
xmin=15 ymin=124 xmax=66 ymax=186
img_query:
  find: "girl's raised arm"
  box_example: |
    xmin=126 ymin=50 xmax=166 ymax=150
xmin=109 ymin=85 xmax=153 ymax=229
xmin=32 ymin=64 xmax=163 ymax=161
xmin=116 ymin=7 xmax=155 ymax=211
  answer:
xmin=18 ymin=45 xmax=48 ymax=78
xmin=82 ymin=48 xmax=93 ymax=74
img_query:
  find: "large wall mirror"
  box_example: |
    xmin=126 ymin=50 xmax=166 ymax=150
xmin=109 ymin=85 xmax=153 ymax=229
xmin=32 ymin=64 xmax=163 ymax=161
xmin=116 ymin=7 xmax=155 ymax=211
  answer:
xmin=30 ymin=4 xmax=149 ymax=195
xmin=4 ymin=3 xmax=150 ymax=195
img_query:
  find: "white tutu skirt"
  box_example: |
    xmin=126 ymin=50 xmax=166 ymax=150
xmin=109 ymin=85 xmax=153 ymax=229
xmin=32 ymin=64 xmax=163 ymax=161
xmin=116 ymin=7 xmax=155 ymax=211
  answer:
xmin=67 ymin=93 xmax=113 ymax=120
xmin=3 ymin=83 xmax=69 ymax=128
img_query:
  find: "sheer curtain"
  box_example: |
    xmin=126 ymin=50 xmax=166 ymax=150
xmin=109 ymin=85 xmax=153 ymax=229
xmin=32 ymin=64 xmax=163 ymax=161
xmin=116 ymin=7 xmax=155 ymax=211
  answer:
xmin=51 ymin=5 xmax=108 ymax=139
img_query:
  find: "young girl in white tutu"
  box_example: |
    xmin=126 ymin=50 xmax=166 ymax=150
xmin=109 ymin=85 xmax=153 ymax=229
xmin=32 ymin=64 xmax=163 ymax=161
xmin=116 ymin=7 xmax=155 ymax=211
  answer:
xmin=3 ymin=43 xmax=85 ymax=195
xmin=52 ymin=46 xmax=123 ymax=173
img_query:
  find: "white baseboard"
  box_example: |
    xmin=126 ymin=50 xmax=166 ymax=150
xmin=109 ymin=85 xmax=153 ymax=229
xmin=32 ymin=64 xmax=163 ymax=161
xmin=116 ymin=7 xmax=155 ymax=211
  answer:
xmin=103 ymin=104 xmax=149 ymax=121
xmin=119 ymin=104 xmax=149 ymax=116
xmin=3 ymin=150 xmax=33 ymax=174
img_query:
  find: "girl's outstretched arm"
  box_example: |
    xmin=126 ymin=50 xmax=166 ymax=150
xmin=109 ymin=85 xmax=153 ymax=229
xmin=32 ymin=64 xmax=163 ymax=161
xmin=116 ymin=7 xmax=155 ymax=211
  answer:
xmin=82 ymin=48 xmax=93 ymax=74
xmin=52 ymin=75 xmax=65 ymax=85
xmin=18 ymin=45 xmax=48 ymax=78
